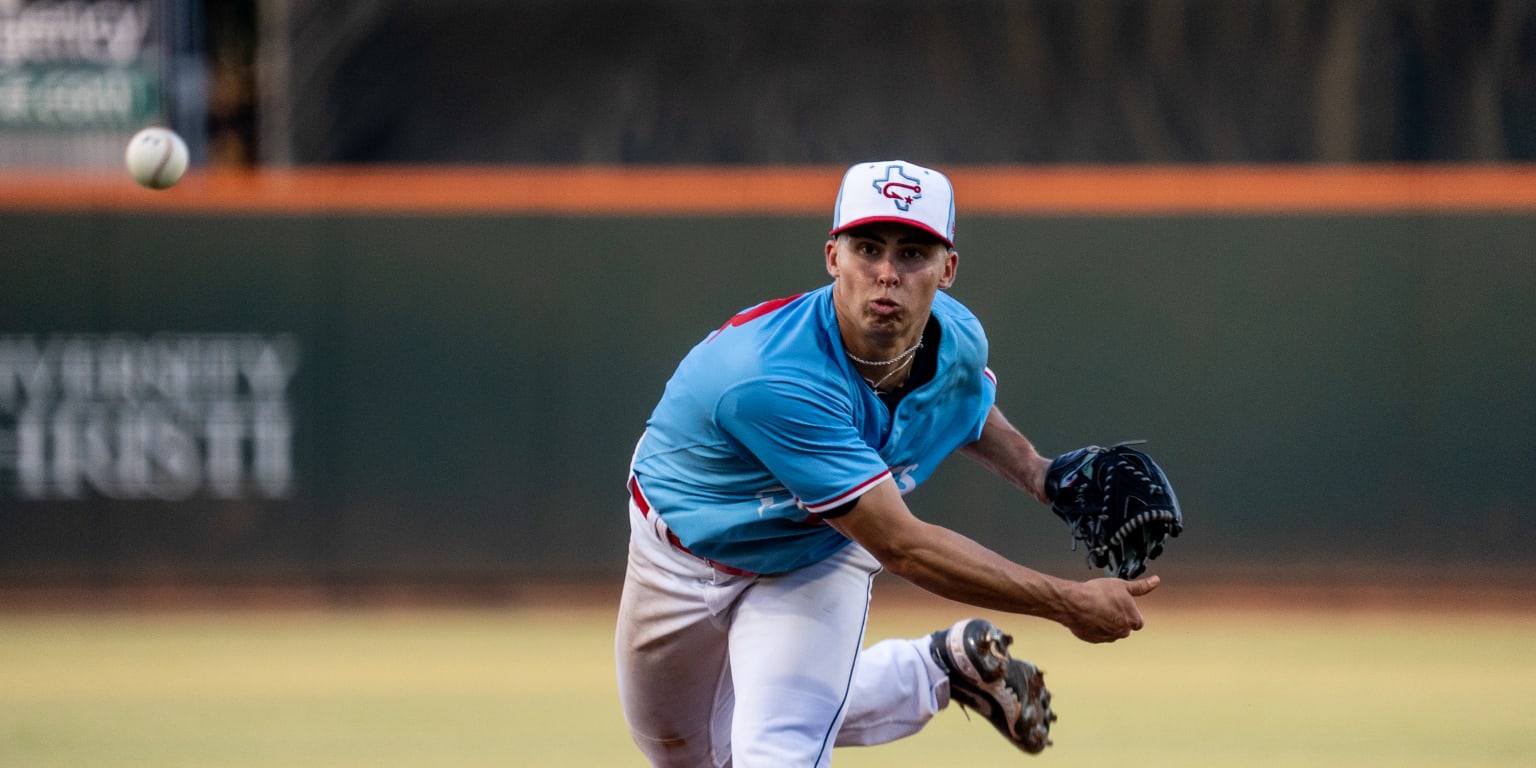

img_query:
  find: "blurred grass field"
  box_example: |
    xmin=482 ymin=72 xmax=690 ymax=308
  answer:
xmin=2 ymin=590 xmax=1532 ymax=768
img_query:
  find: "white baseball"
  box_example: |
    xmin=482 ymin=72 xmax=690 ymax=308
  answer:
xmin=125 ymin=127 xmax=190 ymax=190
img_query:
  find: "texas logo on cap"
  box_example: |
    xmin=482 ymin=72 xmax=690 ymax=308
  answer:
xmin=829 ymin=160 xmax=956 ymax=247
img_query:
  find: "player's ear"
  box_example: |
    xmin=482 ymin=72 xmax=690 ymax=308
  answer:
xmin=825 ymin=238 xmax=841 ymax=278
xmin=938 ymin=249 xmax=958 ymax=289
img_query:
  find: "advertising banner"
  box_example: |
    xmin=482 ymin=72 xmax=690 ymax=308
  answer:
xmin=0 ymin=0 xmax=186 ymax=167
xmin=0 ymin=0 xmax=160 ymax=129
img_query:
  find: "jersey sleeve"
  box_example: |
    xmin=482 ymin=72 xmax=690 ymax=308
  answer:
xmin=714 ymin=376 xmax=890 ymax=514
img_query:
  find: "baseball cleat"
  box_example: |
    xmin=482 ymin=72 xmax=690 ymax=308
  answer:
xmin=930 ymin=618 xmax=1056 ymax=754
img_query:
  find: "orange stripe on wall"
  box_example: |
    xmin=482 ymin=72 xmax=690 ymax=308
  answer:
xmin=2 ymin=165 xmax=1534 ymax=215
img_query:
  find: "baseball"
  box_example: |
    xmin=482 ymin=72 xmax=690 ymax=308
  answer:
xmin=125 ymin=127 xmax=189 ymax=190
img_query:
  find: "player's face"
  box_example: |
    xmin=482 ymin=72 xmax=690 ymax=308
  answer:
xmin=825 ymin=223 xmax=958 ymax=343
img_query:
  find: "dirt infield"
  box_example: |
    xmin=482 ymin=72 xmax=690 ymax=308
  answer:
xmin=3 ymin=581 xmax=1531 ymax=768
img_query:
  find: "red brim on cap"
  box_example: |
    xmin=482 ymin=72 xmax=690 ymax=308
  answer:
xmin=828 ymin=216 xmax=954 ymax=248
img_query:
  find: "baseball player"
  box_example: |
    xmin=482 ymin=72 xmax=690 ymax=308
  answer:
xmin=616 ymin=160 xmax=1161 ymax=767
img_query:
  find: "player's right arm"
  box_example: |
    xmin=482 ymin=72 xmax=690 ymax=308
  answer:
xmin=824 ymin=478 xmax=1157 ymax=643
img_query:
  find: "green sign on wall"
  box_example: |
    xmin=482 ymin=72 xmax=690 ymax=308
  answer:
xmin=0 ymin=65 xmax=160 ymax=129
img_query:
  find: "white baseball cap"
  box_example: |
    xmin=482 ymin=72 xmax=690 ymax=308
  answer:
xmin=829 ymin=160 xmax=956 ymax=247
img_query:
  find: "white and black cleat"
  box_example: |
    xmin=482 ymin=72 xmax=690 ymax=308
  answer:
xmin=930 ymin=618 xmax=1057 ymax=754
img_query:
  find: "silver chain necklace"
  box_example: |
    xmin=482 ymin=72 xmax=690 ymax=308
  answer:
xmin=847 ymin=340 xmax=923 ymax=393
xmin=845 ymin=340 xmax=922 ymax=367
xmin=863 ymin=353 xmax=917 ymax=392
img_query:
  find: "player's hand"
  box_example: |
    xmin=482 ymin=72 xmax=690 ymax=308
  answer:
xmin=1061 ymin=574 xmax=1159 ymax=643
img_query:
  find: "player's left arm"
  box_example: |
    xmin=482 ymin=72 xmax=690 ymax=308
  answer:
xmin=957 ymin=405 xmax=1051 ymax=505
xmin=823 ymin=478 xmax=1154 ymax=643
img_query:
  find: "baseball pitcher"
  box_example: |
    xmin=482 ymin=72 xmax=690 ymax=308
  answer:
xmin=615 ymin=160 xmax=1181 ymax=766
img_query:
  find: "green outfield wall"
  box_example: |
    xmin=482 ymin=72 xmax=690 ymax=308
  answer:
xmin=2 ymin=212 xmax=1533 ymax=585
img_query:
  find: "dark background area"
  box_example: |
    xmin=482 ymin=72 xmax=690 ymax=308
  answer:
xmin=3 ymin=0 xmax=1534 ymax=596
xmin=200 ymin=0 xmax=1536 ymax=167
xmin=3 ymin=210 xmax=1532 ymax=588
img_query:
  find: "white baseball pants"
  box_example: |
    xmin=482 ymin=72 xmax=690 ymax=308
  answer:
xmin=615 ymin=494 xmax=951 ymax=767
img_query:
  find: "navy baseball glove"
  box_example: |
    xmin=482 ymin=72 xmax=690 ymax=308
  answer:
xmin=1043 ymin=441 xmax=1183 ymax=580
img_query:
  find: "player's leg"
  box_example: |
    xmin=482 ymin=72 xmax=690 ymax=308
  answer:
xmin=615 ymin=500 xmax=736 ymax=768
xmin=833 ymin=632 xmax=949 ymax=745
xmin=840 ymin=618 xmax=1058 ymax=754
xmin=724 ymin=542 xmax=882 ymax=768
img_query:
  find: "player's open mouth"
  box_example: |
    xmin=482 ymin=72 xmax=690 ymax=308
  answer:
xmin=871 ymin=298 xmax=900 ymax=315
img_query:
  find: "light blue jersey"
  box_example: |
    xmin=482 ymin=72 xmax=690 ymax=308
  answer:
xmin=630 ymin=284 xmax=996 ymax=574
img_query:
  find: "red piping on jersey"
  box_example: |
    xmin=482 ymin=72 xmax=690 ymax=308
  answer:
xmin=803 ymin=470 xmax=892 ymax=514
